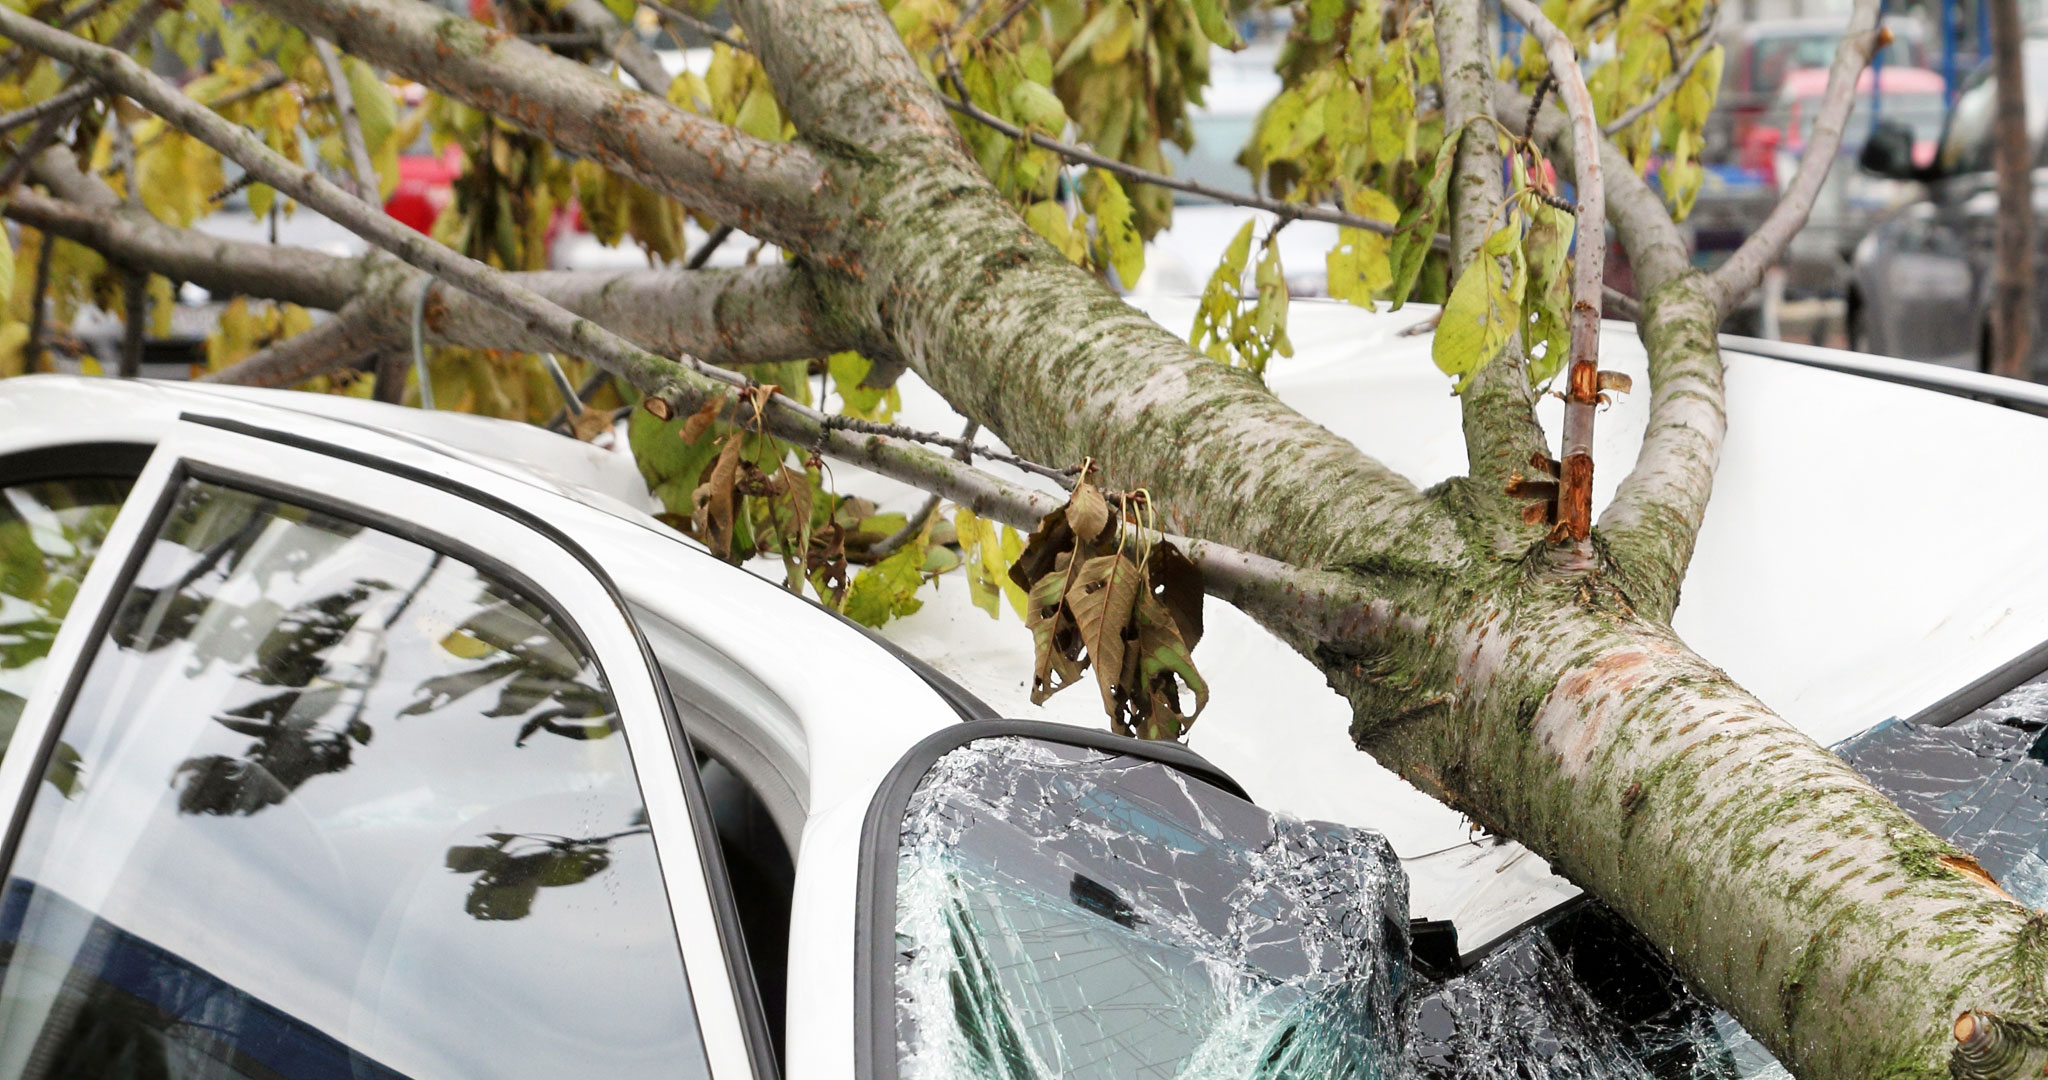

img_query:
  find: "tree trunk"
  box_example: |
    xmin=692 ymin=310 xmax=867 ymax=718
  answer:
xmin=1990 ymin=0 xmax=2035 ymax=380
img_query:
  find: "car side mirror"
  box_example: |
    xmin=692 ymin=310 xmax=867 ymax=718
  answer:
xmin=1860 ymin=118 xmax=1927 ymax=180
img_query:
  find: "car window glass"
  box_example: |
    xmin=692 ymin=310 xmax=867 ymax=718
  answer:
xmin=0 ymin=477 xmax=129 ymax=765
xmin=888 ymin=735 xmax=1409 ymax=1079
xmin=0 ymin=479 xmax=709 ymax=1080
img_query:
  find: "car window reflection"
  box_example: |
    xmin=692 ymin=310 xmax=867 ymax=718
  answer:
xmin=0 ymin=476 xmax=129 ymax=793
xmin=0 ymin=479 xmax=710 ymax=1080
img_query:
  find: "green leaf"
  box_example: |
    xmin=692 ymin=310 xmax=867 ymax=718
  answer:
xmin=1389 ymin=137 xmax=1458 ymax=307
xmin=734 ymin=85 xmax=785 ymax=141
xmin=1092 ymin=172 xmax=1144 ymax=286
xmin=1024 ymin=200 xmax=1086 ymax=263
xmin=1187 ymin=0 xmax=1242 ymax=48
xmin=1327 ymin=187 xmax=1397 ymax=307
xmin=629 ymin=400 xmax=725 ymax=518
xmin=828 ymin=351 xmax=900 ymax=421
xmin=844 ymin=530 xmax=930 ymax=627
xmin=1007 ymin=80 xmax=1068 ymax=134
xmin=1306 ymin=0 xmax=1343 ymax=41
xmin=1433 ymin=219 xmax=1524 ymax=392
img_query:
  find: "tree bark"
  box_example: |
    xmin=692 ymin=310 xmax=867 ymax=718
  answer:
xmin=1989 ymin=0 xmax=2036 ymax=380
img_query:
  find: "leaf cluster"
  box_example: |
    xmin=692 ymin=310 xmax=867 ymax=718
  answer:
xmin=1009 ymin=468 xmax=1206 ymax=739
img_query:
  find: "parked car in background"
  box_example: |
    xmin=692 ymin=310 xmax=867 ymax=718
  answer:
xmin=1715 ymin=16 xmax=1928 ymax=155
xmin=1738 ymin=64 xmax=1948 ymax=298
xmin=1849 ymin=39 xmax=2048 ymax=372
xmin=10 ymin=299 xmax=2048 ymax=1076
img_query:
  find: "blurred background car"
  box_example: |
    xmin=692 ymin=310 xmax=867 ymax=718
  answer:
xmin=1848 ymin=38 xmax=2048 ymax=372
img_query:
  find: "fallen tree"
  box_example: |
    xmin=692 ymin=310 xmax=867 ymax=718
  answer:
xmin=0 ymin=0 xmax=2039 ymax=1073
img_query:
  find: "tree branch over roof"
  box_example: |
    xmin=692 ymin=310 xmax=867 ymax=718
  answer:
xmin=1435 ymin=0 xmax=1551 ymax=509
xmin=246 ymin=0 xmax=829 ymax=244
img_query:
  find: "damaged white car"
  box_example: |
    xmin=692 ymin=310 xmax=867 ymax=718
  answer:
xmin=2 ymin=299 xmax=2048 ymax=1079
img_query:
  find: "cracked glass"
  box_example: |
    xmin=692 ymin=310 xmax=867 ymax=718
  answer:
xmin=890 ymin=735 xmax=1410 ymax=1080
xmin=0 ymin=479 xmax=707 ymax=1080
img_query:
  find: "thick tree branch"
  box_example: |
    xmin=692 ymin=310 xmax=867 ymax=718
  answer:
xmin=1707 ymin=0 xmax=1882 ymax=310
xmin=1501 ymin=0 xmax=1605 ymax=544
xmin=246 ymin=0 xmax=829 ymax=246
xmin=210 ymin=301 xmax=388 ymax=386
xmin=717 ymin=0 xmax=1459 ymax=569
xmin=10 ymin=151 xmax=371 ymax=309
xmin=1506 ymin=89 xmax=1724 ymax=620
xmin=311 ymin=37 xmax=381 ymax=202
xmin=1434 ymin=0 xmax=1551 ymax=513
xmin=9 ymin=169 xmax=867 ymax=377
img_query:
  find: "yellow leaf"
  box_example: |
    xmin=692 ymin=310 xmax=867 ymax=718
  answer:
xmin=439 ymin=629 xmax=498 ymax=659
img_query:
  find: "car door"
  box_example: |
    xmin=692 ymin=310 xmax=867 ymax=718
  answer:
xmin=0 ymin=413 xmax=769 ymax=1080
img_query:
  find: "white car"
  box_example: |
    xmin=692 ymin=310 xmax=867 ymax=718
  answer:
xmin=2 ymin=298 xmax=2046 ymax=1078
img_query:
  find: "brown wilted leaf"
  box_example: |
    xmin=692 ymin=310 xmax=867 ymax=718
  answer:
xmin=1066 ymin=477 xmax=1111 ymax=544
xmin=691 ymin=432 xmax=747 ymax=560
xmin=1009 ymin=473 xmax=1210 ymax=741
xmin=1067 ymin=553 xmax=1144 ymax=719
xmin=679 ymin=394 xmax=725 ymax=445
xmin=568 ymin=406 xmax=615 ymax=442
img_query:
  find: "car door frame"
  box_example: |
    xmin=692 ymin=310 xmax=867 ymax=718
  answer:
xmin=0 ymin=409 xmax=775 ymax=1080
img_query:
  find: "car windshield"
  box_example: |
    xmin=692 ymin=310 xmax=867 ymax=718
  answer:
xmin=888 ymin=736 xmax=1410 ymax=1079
xmin=881 ymin=736 xmax=1796 ymax=1079
xmin=1160 ymin=112 xmax=1260 ymax=203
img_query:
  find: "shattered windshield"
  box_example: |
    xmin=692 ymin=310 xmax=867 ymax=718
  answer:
xmin=890 ymin=736 xmax=1409 ymax=1079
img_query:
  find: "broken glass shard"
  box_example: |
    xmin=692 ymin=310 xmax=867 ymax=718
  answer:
xmin=892 ymin=736 xmax=1410 ymax=1079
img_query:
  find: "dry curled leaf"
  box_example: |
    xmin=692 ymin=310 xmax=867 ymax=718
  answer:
xmin=1009 ymin=471 xmax=1208 ymax=739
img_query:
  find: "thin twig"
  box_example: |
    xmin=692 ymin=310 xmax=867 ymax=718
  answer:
xmin=206 ymin=69 xmax=290 ymax=112
xmin=1501 ymin=0 xmax=1605 ymax=543
xmin=1522 ymin=73 xmax=1556 ymax=139
xmin=938 ymin=77 xmax=1399 ymax=239
xmin=872 ymin=420 xmax=978 ymax=557
xmin=1601 ymin=9 xmax=1720 ymax=136
xmin=0 ymin=81 xmax=96 ymax=131
xmin=1602 ymin=286 xmax=1641 ymax=323
xmin=818 ymin=413 xmax=1077 ymax=485
xmin=685 ymin=223 xmax=732 ymax=269
xmin=646 ymin=0 xmax=747 ymax=51
xmin=519 ymin=30 xmax=606 ymax=46
xmin=312 ymin=38 xmax=381 ymax=203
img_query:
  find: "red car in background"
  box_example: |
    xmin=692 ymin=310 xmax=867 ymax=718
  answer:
xmin=384 ymin=140 xmax=461 ymax=235
xmin=1741 ymin=65 xmax=1950 ymax=186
